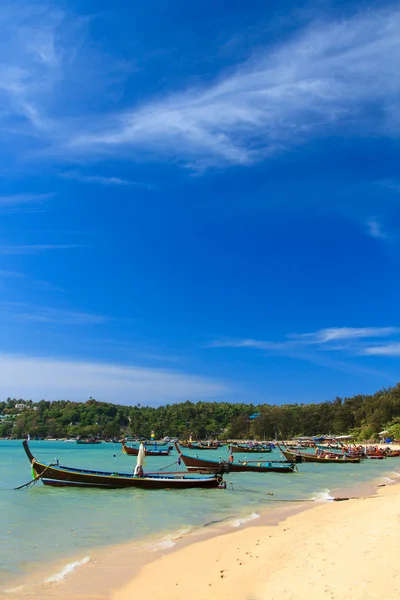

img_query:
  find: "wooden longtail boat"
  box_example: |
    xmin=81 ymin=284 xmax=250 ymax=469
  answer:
xmin=230 ymin=444 xmax=272 ymax=454
xmin=122 ymin=442 xmax=170 ymax=457
xmin=179 ymin=441 xmax=223 ymax=450
xmin=278 ymin=446 xmax=361 ymax=464
xmin=76 ymin=439 xmax=101 ymax=445
xmin=22 ymin=441 xmax=222 ymax=489
xmin=175 ymin=443 xmax=295 ymax=473
xmin=187 ymin=443 xmax=218 ymax=450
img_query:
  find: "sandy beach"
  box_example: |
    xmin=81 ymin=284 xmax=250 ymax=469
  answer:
xmin=113 ymin=482 xmax=400 ymax=600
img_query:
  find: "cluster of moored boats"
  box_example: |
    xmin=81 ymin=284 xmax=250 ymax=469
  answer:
xmin=21 ymin=436 xmax=400 ymax=491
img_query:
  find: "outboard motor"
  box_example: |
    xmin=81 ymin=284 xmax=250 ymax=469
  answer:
xmin=217 ymin=460 xmax=231 ymax=474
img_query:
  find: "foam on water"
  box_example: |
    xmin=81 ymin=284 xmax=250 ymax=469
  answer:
xmin=2 ymin=439 xmax=399 ymax=589
xmin=312 ymin=489 xmax=334 ymax=501
xmin=3 ymin=585 xmax=25 ymax=594
xmin=44 ymin=556 xmax=90 ymax=583
xmin=149 ymin=528 xmax=191 ymax=551
xmin=230 ymin=512 xmax=260 ymax=527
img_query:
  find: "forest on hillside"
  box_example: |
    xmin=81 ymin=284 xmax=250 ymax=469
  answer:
xmin=1 ymin=383 xmax=400 ymax=441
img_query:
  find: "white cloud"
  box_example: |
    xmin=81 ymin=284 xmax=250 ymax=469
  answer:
xmin=0 ymin=2 xmax=64 ymax=134
xmin=0 ymin=269 xmax=24 ymax=278
xmin=1 ymin=3 xmax=400 ymax=168
xmin=209 ymin=338 xmax=277 ymax=350
xmin=210 ymin=327 xmax=400 ymax=353
xmin=60 ymin=171 xmax=153 ymax=188
xmin=296 ymin=327 xmax=399 ymax=343
xmin=0 ymin=302 xmax=107 ymax=325
xmin=0 ymin=353 xmax=229 ymax=404
xmin=365 ymin=218 xmax=389 ymax=240
xmin=69 ymin=7 xmax=400 ymax=166
xmin=363 ymin=344 xmax=400 ymax=356
xmin=0 ymin=193 xmax=54 ymax=206
xmin=0 ymin=244 xmax=82 ymax=254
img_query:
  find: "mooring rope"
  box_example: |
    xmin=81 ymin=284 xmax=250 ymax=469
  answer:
xmin=14 ymin=463 xmax=54 ymax=490
xmin=225 ymin=481 xmax=364 ymax=502
xmin=152 ymin=459 xmax=180 ymax=472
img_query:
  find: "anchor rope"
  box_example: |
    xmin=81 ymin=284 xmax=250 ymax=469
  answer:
xmin=225 ymin=481 xmax=367 ymax=502
xmin=14 ymin=462 xmax=55 ymax=490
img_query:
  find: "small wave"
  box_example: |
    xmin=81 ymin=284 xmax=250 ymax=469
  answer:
xmin=3 ymin=585 xmax=25 ymax=594
xmin=44 ymin=556 xmax=90 ymax=583
xmin=230 ymin=512 xmax=260 ymax=527
xmin=203 ymin=516 xmax=234 ymax=528
xmin=312 ymin=489 xmax=334 ymax=501
xmin=384 ymin=477 xmax=395 ymax=483
xmin=149 ymin=528 xmax=191 ymax=551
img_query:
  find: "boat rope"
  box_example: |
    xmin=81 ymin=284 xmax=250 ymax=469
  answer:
xmin=14 ymin=462 xmax=55 ymax=490
xmin=224 ymin=482 xmax=365 ymax=502
xmin=152 ymin=459 xmax=180 ymax=472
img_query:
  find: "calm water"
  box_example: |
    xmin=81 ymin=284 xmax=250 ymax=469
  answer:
xmin=1 ymin=440 xmax=399 ymax=588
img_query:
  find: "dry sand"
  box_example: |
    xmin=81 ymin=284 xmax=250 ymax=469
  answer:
xmin=113 ymin=483 xmax=400 ymax=600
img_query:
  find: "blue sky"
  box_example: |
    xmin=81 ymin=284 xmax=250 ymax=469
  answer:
xmin=1 ymin=0 xmax=400 ymax=405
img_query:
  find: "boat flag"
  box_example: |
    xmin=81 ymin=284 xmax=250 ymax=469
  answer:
xmin=151 ymin=430 xmax=155 ymax=440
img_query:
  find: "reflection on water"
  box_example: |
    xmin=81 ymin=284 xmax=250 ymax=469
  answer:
xmin=0 ymin=440 xmax=399 ymax=587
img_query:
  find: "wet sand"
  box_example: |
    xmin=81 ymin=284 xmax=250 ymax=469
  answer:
xmin=3 ymin=466 xmax=400 ymax=600
xmin=113 ymin=483 xmax=400 ymax=600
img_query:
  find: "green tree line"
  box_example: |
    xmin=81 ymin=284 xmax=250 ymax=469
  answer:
xmin=1 ymin=383 xmax=400 ymax=441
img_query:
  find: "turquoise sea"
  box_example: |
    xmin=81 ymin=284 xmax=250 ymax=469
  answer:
xmin=1 ymin=440 xmax=400 ymax=593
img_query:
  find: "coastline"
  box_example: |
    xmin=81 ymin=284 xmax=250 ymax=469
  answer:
xmin=113 ymin=480 xmax=400 ymax=600
xmin=3 ymin=465 xmax=400 ymax=600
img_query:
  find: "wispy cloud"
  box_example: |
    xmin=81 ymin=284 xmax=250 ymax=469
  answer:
xmin=207 ymin=327 xmax=400 ymax=355
xmin=0 ymin=302 xmax=108 ymax=325
xmin=378 ymin=179 xmax=400 ymax=193
xmin=0 ymin=353 xmax=229 ymax=404
xmin=69 ymin=7 xmax=400 ymax=167
xmin=0 ymin=244 xmax=82 ymax=254
xmin=209 ymin=327 xmax=400 ymax=376
xmin=0 ymin=269 xmax=24 ymax=278
xmin=210 ymin=327 xmax=400 ymax=351
xmin=363 ymin=343 xmax=400 ymax=356
xmin=60 ymin=171 xmax=155 ymax=188
xmin=2 ymin=3 xmax=400 ymax=169
xmin=291 ymin=327 xmax=399 ymax=343
xmin=365 ymin=217 xmax=389 ymax=240
xmin=0 ymin=193 xmax=54 ymax=206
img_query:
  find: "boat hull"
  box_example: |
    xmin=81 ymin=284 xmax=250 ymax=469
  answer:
xmin=176 ymin=447 xmax=295 ymax=473
xmin=122 ymin=443 xmax=170 ymax=456
xmin=279 ymin=446 xmax=361 ymax=464
xmin=22 ymin=441 xmax=221 ymax=489
xmin=230 ymin=445 xmax=272 ymax=453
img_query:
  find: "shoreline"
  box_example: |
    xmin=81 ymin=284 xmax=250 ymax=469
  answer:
xmin=3 ymin=466 xmax=400 ymax=599
xmin=113 ymin=479 xmax=400 ymax=600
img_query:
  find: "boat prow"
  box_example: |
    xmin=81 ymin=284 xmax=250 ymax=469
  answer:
xmin=21 ymin=441 xmax=224 ymax=490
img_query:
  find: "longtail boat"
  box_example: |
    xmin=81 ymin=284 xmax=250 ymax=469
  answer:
xmin=122 ymin=442 xmax=170 ymax=456
xmin=22 ymin=441 xmax=222 ymax=489
xmin=175 ymin=443 xmax=295 ymax=473
xmin=230 ymin=444 xmax=272 ymax=454
xmin=76 ymin=439 xmax=101 ymax=445
xmin=278 ymin=445 xmax=361 ymax=464
xmin=187 ymin=443 xmax=218 ymax=450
